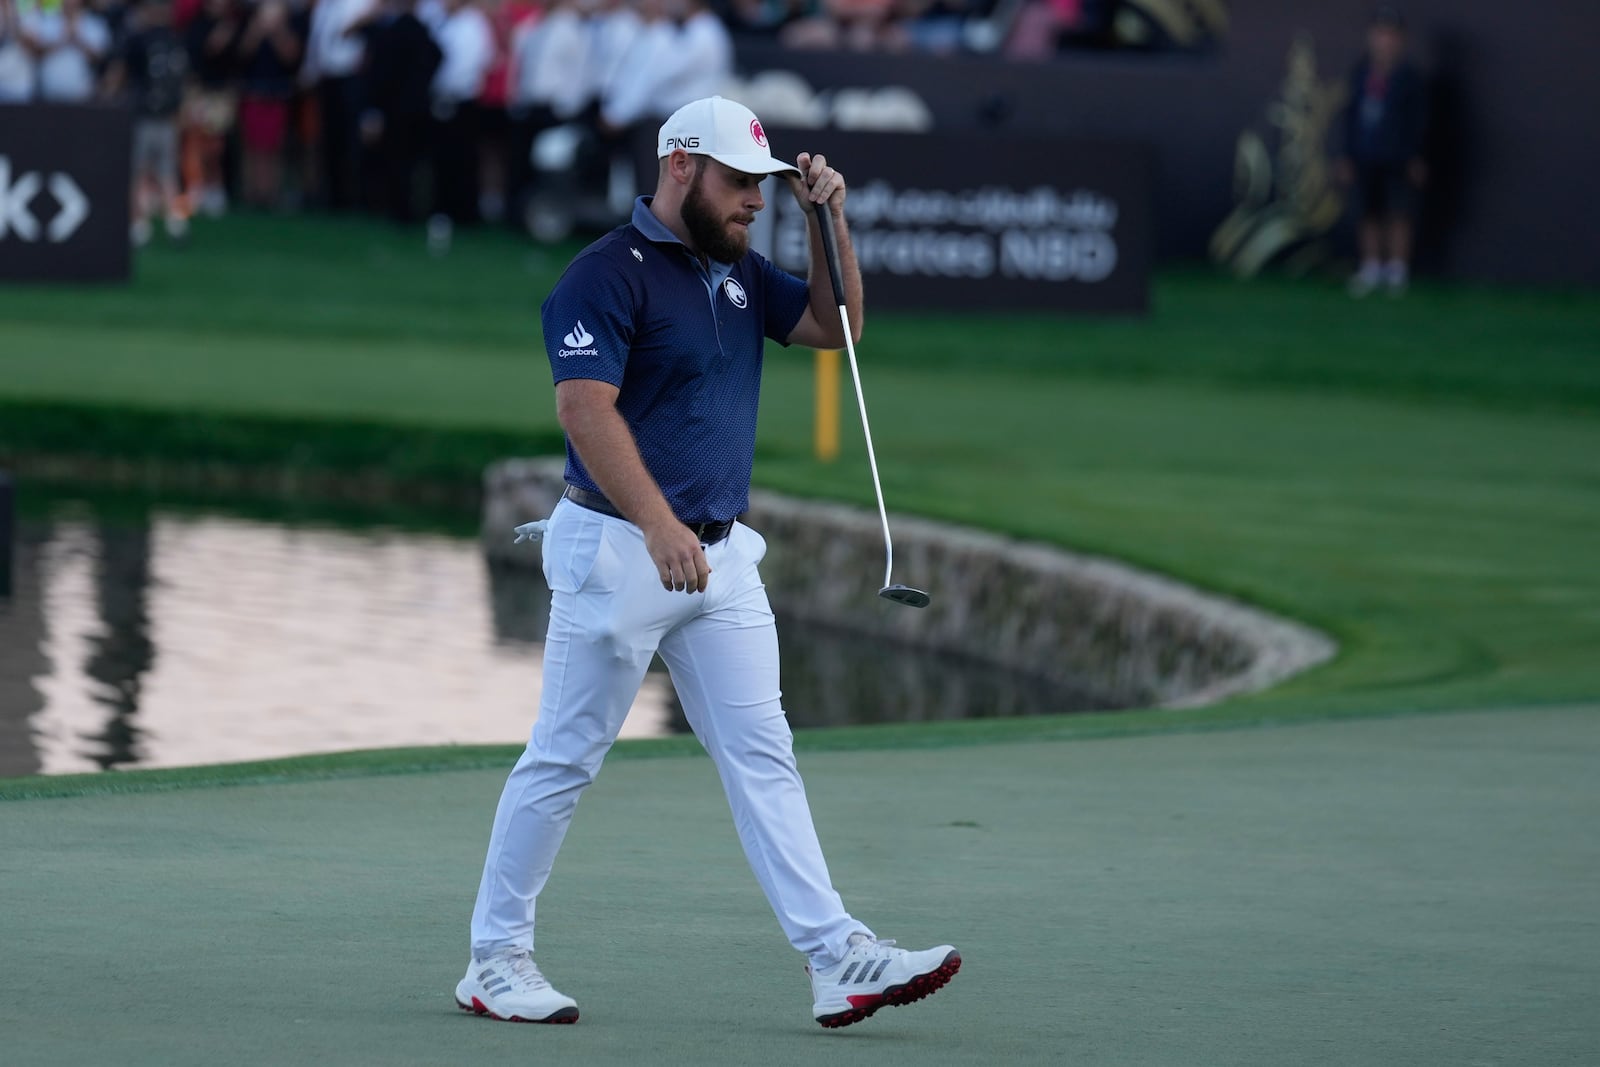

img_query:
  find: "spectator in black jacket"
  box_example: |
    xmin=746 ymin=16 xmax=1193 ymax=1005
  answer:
xmin=236 ymin=0 xmax=303 ymax=210
xmin=360 ymin=0 xmax=441 ymax=223
xmin=1338 ymin=5 xmax=1428 ymax=296
xmin=104 ymin=0 xmax=191 ymax=245
xmin=182 ymin=0 xmax=242 ymax=217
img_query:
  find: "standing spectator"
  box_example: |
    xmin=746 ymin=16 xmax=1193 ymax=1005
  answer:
xmin=301 ymin=0 xmax=373 ymax=210
xmin=591 ymin=0 xmax=673 ymax=193
xmin=599 ymin=0 xmax=730 ymax=167
xmin=22 ymin=0 xmax=112 ymax=102
xmin=1003 ymin=0 xmax=1076 ymax=60
xmin=92 ymin=0 xmax=136 ymax=47
xmin=780 ymin=0 xmax=908 ymax=51
xmin=428 ymin=0 xmax=493 ymax=228
xmin=104 ymin=0 xmax=191 ymax=245
xmin=473 ymin=0 xmax=536 ymax=223
xmin=236 ymin=0 xmax=302 ymax=209
xmin=283 ymin=0 xmax=317 ymax=209
xmin=661 ymin=0 xmax=731 ymax=105
xmin=725 ymin=0 xmax=809 ymax=41
xmin=360 ymin=0 xmax=440 ymax=222
xmin=0 ymin=0 xmax=38 ymax=102
xmin=1338 ymin=4 xmax=1428 ymax=296
xmin=181 ymin=0 xmax=241 ymax=217
xmin=506 ymin=0 xmax=591 ymax=216
xmin=587 ymin=0 xmax=640 ymax=109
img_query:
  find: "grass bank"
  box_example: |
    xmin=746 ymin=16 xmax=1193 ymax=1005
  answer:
xmin=2 ymin=214 xmax=1597 ymax=750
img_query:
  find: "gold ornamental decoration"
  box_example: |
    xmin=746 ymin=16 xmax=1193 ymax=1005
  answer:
xmin=1211 ymin=35 xmax=1347 ymax=276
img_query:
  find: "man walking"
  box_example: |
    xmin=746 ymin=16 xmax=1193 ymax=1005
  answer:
xmin=456 ymin=95 xmax=960 ymax=1030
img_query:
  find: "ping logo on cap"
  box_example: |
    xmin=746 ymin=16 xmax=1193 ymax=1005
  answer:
xmin=750 ymin=119 xmax=768 ymax=148
xmin=666 ymin=136 xmax=700 ymax=150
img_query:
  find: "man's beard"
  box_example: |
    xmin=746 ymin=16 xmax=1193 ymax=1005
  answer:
xmin=683 ymin=172 xmax=750 ymax=263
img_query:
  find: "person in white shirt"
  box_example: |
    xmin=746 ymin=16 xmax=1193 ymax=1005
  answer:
xmin=600 ymin=0 xmax=729 ymax=131
xmin=429 ymin=0 xmax=493 ymax=224
xmin=596 ymin=0 xmax=669 ymax=133
xmin=590 ymin=0 xmax=729 ymax=208
xmin=654 ymin=0 xmax=730 ymax=111
xmin=0 ymin=0 xmax=39 ymax=102
xmin=505 ymin=0 xmax=594 ymax=217
xmin=22 ymin=0 xmax=110 ymax=102
xmin=586 ymin=0 xmax=640 ymax=111
xmin=508 ymin=0 xmax=592 ymax=124
xmin=300 ymin=0 xmax=375 ymax=209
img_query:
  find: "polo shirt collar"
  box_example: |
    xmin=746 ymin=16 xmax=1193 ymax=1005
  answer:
xmin=632 ymin=197 xmax=682 ymax=246
xmin=632 ymin=196 xmax=739 ymax=268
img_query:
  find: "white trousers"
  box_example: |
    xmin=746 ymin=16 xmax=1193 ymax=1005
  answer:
xmin=470 ymin=499 xmax=869 ymax=967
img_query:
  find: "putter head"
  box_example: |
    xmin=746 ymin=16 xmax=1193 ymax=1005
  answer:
xmin=879 ymin=584 xmax=931 ymax=608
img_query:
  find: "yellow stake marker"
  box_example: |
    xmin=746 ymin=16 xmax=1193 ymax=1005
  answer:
xmin=814 ymin=348 xmax=840 ymax=462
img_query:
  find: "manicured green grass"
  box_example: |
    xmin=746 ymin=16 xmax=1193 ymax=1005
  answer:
xmin=2 ymin=213 xmax=1598 ymax=737
xmin=4 ymin=709 xmax=1597 ymax=1064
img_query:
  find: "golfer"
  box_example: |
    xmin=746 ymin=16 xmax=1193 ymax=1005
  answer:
xmin=456 ymin=96 xmax=960 ymax=1029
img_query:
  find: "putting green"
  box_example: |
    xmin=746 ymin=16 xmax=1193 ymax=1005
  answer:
xmin=3 ymin=706 xmax=1595 ymax=1066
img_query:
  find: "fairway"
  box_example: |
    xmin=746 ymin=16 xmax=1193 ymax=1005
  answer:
xmin=2 ymin=707 xmax=1596 ymax=1066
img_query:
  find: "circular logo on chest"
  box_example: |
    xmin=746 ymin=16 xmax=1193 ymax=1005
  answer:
xmin=723 ymin=277 xmax=748 ymax=308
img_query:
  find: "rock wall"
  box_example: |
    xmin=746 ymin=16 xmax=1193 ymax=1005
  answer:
xmin=483 ymin=458 xmax=1335 ymax=710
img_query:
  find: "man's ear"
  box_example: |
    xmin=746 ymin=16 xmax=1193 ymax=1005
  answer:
xmin=665 ymin=150 xmax=697 ymax=187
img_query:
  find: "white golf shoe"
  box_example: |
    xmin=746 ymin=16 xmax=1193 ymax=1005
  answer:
xmin=808 ymin=934 xmax=961 ymax=1028
xmin=455 ymin=950 xmax=579 ymax=1024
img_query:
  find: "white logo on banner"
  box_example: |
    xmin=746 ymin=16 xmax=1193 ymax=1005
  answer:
xmin=0 ymin=157 xmax=89 ymax=243
xmin=769 ymin=181 xmax=1120 ymax=285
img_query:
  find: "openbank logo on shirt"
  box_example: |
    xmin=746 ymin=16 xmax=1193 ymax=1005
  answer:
xmin=559 ymin=321 xmax=598 ymax=357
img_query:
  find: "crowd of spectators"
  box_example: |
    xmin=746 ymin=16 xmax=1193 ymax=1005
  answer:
xmin=727 ymin=0 xmax=1119 ymax=58
xmin=0 ymin=0 xmax=1170 ymax=244
xmin=0 ymin=0 xmax=737 ymax=240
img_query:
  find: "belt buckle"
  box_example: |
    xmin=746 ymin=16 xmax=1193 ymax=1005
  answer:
xmin=691 ymin=519 xmax=726 ymax=544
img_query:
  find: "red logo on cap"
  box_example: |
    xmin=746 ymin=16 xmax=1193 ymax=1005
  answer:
xmin=750 ymin=119 xmax=768 ymax=148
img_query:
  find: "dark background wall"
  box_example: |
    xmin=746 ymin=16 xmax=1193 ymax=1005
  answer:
xmin=737 ymin=0 xmax=1600 ymax=286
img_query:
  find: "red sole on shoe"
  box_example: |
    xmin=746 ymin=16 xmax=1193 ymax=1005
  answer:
xmin=456 ymin=996 xmax=580 ymax=1024
xmin=816 ymin=950 xmax=962 ymax=1029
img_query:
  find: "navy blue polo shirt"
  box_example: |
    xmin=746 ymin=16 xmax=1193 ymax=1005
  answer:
xmin=541 ymin=196 xmax=811 ymax=523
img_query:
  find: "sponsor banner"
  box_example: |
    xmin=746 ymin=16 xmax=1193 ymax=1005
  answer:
xmin=0 ymin=104 xmax=132 ymax=282
xmin=750 ymin=129 xmax=1152 ymax=313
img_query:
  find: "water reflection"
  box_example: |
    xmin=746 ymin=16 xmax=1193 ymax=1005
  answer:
xmin=0 ymin=523 xmax=47 ymax=777
xmin=0 ymin=499 xmax=1101 ymax=776
xmin=83 ymin=519 xmax=156 ymax=769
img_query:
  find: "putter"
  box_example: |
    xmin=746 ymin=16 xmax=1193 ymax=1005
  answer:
xmin=812 ymin=201 xmax=931 ymax=609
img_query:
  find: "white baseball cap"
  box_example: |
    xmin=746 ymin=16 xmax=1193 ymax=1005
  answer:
xmin=656 ymin=96 xmax=801 ymax=177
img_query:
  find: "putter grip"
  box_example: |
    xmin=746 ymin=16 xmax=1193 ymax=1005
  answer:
xmin=813 ymin=202 xmax=847 ymax=307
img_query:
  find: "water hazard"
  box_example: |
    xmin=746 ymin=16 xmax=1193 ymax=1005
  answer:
xmin=0 ymin=496 xmax=1099 ymax=776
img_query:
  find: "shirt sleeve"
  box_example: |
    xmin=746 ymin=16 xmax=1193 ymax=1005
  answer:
xmin=755 ymin=251 xmax=810 ymax=346
xmin=541 ymin=249 xmax=636 ymax=386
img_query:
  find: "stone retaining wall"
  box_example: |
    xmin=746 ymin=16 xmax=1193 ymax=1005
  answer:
xmin=483 ymin=458 xmax=1335 ymax=710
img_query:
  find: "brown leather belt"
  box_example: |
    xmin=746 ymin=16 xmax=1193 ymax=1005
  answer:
xmin=562 ymin=485 xmax=735 ymax=545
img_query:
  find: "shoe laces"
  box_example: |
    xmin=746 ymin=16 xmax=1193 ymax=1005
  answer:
xmin=849 ymin=935 xmax=899 ymax=959
xmin=492 ymin=951 xmax=553 ymax=993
